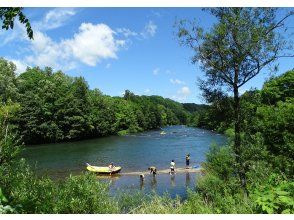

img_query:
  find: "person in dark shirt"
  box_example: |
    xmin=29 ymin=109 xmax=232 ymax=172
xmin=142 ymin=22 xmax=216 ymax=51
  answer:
xmin=185 ymin=154 xmax=190 ymax=168
xmin=148 ymin=166 xmax=157 ymax=175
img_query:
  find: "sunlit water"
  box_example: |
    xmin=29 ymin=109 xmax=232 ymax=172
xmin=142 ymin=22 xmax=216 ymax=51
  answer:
xmin=23 ymin=125 xmax=227 ymax=198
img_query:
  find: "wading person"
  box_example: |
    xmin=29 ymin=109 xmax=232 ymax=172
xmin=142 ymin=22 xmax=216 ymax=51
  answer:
xmin=185 ymin=154 xmax=190 ymax=169
xmin=148 ymin=166 xmax=157 ymax=175
xmin=139 ymin=174 xmax=145 ymax=190
xmin=169 ymin=160 xmax=176 ymax=175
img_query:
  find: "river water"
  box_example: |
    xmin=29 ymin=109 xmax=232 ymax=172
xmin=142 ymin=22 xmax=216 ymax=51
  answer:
xmin=23 ymin=125 xmax=227 ymax=198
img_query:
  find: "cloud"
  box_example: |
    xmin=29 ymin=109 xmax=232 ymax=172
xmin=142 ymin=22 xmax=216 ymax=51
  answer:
xmin=170 ymin=78 xmax=185 ymax=85
xmin=9 ymin=59 xmax=29 ymax=74
xmin=25 ymin=30 xmax=70 ymax=69
xmin=116 ymin=21 xmax=157 ymax=40
xmin=22 ymin=23 xmax=125 ymax=70
xmin=0 ymin=11 xmax=156 ymax=72
xmin=172 ymin=86 xmax=191 ymax=102
xmin=144 ymin=89 xmax=151 ymax=94
xmin=153 ymin=68 xmax=160 ymax=75
xmin=0 ymin=20 xmax=28 ymax=45
xmin=64 ymin=23 xmax=125 ymax=66
xmin=36 ymin=8 xmax=76 ymax=30
xmin=178 ymin=86 xmax=191 ymax=96
xmin=141 ymin=21 xmax=157 ymax=38
xmin=116 ymin=28 xmax=138 ymax=37
xmin=106 ymin=63 xmax=111 ymax=69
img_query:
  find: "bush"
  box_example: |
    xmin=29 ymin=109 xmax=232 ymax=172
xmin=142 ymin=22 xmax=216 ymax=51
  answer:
xmin=251 ymin=174 xmax=294 ymax=214
xmin=205 ymin=144 xmax=236 ymax=181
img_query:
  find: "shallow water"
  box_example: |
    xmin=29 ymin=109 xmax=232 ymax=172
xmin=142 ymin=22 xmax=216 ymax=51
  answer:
xmin=23 ymin=125 xmax=227 ymax=198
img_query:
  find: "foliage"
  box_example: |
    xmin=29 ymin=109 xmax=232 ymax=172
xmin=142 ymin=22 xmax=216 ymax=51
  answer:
xmin=0 ymin=188 xmax=15 ymax=214
xmin=261 ymin=70 xmax=294 ymax=105
xmin=0 ymin=59 xmax=190 ymax=144
xmin=251 ymin=174 xmax=294 ymax=214
xmin=255 ymin=101 xmax=294 ymax=176
xmin=0 ymin=7 xmax=33 ymax=39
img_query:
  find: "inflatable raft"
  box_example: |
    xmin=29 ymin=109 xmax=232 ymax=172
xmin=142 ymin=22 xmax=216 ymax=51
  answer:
xmin=86 ymin=163 xmax=122 ymax=174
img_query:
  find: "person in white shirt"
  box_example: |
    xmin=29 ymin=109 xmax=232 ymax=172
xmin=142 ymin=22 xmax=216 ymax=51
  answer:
xmin=170 ymin=160 xmax=176 ymax=175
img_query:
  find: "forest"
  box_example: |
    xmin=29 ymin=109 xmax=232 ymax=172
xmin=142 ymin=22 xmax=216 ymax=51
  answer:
xmin=0 ymin=58 xmax=193 ymax=145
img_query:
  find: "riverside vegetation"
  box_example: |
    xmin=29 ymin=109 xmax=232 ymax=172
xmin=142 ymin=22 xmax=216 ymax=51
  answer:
xmin=0 ymin=7 xmax=293 ymax=214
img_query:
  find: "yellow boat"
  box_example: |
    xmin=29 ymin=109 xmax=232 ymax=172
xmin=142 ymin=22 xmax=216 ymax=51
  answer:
xmin=86 ymin=163 xmax=122 ymax=174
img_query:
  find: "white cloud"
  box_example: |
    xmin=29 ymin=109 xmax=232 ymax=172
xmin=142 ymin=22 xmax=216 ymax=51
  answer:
xmin=116 ymin=28 xmax=138 ymax=37
xmin=153 ymin=68 xmax=160 ymax=75
xmin=64 ymin=23 xmax=125 ymax=66
xmin=178 ymin=86 xmax=191 ymax=96
xmin=22 ymin=23 xmax=125 ymax=70
xmin=144 ymin=89 xmax=151 ymax=94
xmin=141 ymin=21 xmax=157 ymax=38
xmin=170 ymin=78 xmax=185 ymax=85
xmin=0 ymin=20 xmax=28 ymax=45
xmin=1 ymin=12 xmax=156 ymax=72
xmin=116 ymin=21 xmax=157 ymax=40
xmin=106 ymin=63 xmax=111 ymax=69
xmin=25 ymin=31 xmax=68 ymax=69
xmin=9 ymin=59 xmax=29 ymax=74
xmin=172 ymin=86 xmax=191 ymax=102
xmin=36 ymin=8 xmax=76 ymax=30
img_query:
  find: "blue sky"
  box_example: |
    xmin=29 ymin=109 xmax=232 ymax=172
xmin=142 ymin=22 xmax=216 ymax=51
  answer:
xmin=0 ymin=8 xmax=293 ymax=103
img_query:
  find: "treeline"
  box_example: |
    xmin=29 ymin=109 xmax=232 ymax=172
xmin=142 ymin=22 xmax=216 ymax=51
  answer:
xmin=190 ymin=70 xmax=294 ymax=177
xmin=0 ymin=58 xmax=192 ymax=144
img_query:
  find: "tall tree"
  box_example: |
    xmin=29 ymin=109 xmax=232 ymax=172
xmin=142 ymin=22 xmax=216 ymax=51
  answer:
xmin=177 ymin=8 xmax=293 ymax=195
xmin=0 ymin=7 xmax=33 ymax=39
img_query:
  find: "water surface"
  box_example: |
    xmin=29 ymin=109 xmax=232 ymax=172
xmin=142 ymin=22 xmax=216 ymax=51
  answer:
xmin=23 ymin=125 xmax=227 ymax=198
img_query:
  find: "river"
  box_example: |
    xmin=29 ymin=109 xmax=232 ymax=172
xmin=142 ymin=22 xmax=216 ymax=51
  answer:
xmin=23 ymin=125 xmax=227 ymax=198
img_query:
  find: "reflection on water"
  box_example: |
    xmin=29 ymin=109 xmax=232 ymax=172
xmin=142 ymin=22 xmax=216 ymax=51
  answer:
xmin=23 ymin=125 xmax=226 ymax=198
xmin=185 ymin=172 xmax=191 ymax=187
xmin=103 ymin=172 xmax=199 ymax=199
xmin=140 ymin=178 xmax=144 ymax=190
xmin=170 ymin=174 xmax=176 ymax=187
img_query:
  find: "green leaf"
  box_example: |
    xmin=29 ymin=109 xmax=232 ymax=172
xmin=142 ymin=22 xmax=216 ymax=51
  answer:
xmin=276 ymin=191 xmax=290 ymax=196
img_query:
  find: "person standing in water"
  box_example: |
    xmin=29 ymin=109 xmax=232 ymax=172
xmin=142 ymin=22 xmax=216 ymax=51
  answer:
xmin=148 ymin=166 xmax=157 ymax=176
xmin=185 ymin=154 xmax=190 ymax=169
xmin=169 ymin=160 xmax=176 ymax=175
xmin=139 ymin=174 xmax=145 ymax=190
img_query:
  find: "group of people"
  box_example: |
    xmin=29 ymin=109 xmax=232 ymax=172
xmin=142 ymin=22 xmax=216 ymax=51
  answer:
xmin=139 ymin=153 xmax=191 ymax=181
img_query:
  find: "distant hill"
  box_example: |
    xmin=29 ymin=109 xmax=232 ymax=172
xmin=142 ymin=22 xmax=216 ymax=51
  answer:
xmin=182 ymin=103 xmax=209 ymax=113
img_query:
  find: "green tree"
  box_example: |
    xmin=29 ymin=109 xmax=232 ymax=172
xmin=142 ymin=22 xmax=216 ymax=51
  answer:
xmin=177 ymin=8 xmax=293 ymax=194
xmin=0 ymin=58 xmax=19 ymax=103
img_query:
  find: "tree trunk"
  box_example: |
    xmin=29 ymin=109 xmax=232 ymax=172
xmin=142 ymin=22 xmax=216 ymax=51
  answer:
xmin=233 ymin=85 xmax=248 ymax=196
